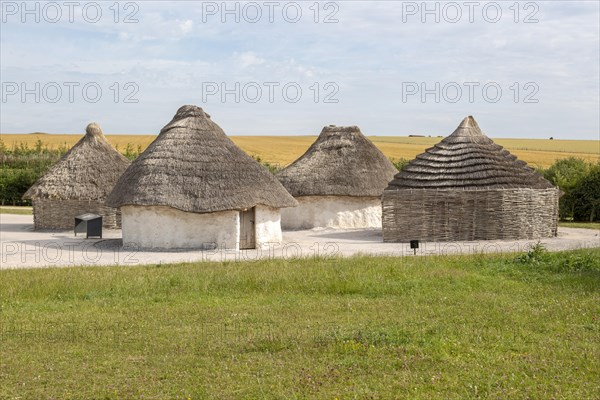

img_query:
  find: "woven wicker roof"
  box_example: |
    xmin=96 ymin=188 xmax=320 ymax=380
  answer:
xmin=23 ymin=123 xmax=130 ymax=201
xmin=107 ymin=105 xmax=297 ymax=213
xmin=385 ymin=116 xmax=554 ymax=190
xmin=276 ymin=125 xmax=398 ymax=197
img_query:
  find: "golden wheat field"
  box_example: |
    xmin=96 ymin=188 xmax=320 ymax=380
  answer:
xmin=2 ymin=133 xmax=598 ymax=168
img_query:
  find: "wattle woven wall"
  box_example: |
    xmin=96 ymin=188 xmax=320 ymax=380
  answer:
xmin=382 ymin=188 xmax=559 ymax=242
xmin=32 ymin=199 xmax=121 ymax=230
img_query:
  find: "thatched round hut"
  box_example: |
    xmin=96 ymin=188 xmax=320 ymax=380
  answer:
xmin=106 ymin=105 xmax=297 ymax=250
xmin=382 ymin=116 xmax=559 ymax=242
xmin=23 ymin=123 xmax=131 ymax=230
xmin=276 ymin=125 xmax=398 ymax=229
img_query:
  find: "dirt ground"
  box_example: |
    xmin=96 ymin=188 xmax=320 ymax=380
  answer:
xmin=1 ymin=214 xmax=598 ymax=269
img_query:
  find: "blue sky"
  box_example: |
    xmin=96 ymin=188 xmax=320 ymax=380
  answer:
xmin=1 ymin=1 xmax=599 ymax=139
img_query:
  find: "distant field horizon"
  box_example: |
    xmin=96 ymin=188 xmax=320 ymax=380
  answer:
xmin=2 ymin=133 xmax=598 ymax=168
xmin=3 ymin=132 xmax=598 ymax=140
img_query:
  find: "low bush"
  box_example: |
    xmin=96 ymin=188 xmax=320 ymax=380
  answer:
xmin=541 ymin=157 xmax=600 ymax=221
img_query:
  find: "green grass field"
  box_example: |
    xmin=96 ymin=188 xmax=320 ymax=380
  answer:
xmin=559 ymin=222 xmax=600 ymax=230
xmin=1 ymin=250 xmax=599 ymax=398
xmin=0 ymin=206 xmax=33 ymax=215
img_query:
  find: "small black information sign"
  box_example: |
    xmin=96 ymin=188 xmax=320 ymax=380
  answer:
xmin=74 ymin=213 xmax=102 ymax=239
xmin=410 ymin=240 xmax=419 ymax=255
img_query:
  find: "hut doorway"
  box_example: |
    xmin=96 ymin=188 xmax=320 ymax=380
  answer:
xmin=240 ymin=207 xmax=256 ymax=249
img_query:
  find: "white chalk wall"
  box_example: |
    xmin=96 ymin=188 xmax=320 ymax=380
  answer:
xmin=121 ymin=205 xmax=240 ymax=250
xmin=280 ymin=196 xmax=383 ymax=230
xmin=255 ymin=205 xmax=283 ymax=248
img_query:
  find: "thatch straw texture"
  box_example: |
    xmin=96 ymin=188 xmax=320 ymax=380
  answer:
xmin=382 ymin=116 xmax=559 ymax=242
xmin=276 ymin=125 xmax=398 ymax=197
xmin=386 ymin=116 xmax=553 ymax=190
xmin=24 ymin=123 xmax=130 ymax=200
xmin=107 ymin=105 xmax=297 ymax=213
xmin=23 ymin=123 xmax=130 ymax=230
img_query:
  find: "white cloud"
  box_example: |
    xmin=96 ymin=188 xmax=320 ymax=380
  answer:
xmin=178 ymin=19 xmax=194 ymax=34
xmin=0 ymin=1 xmax=598 ymax=138
xmin=235 ymin=51 xmax=265 ymax=68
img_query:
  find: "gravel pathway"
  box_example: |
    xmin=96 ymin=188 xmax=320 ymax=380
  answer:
xmin=1 ymin=214 xmax=598 ymax=269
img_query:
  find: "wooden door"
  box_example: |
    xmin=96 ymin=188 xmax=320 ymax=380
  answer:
xmin=239 ymin=207 xmax=256 ymax=250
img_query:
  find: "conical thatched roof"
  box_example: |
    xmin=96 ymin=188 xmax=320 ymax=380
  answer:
xmin=386 ymin=116 xmax=554 ymax=190
xmin=106 ymin=105 xmax=297 ymax=213
xmin=276 ymin=125 xmax=398 ymax=197
xmin=23 ymin=123 xmax=131 ymax=200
